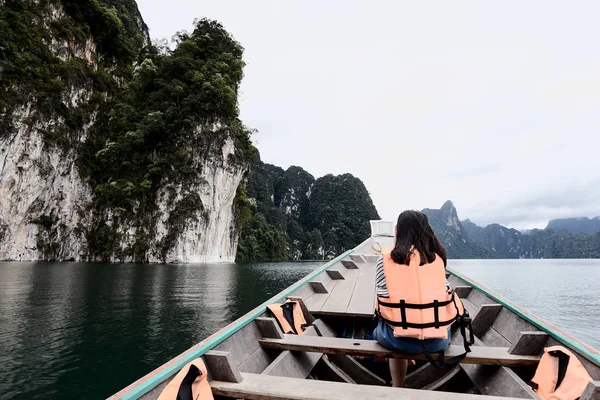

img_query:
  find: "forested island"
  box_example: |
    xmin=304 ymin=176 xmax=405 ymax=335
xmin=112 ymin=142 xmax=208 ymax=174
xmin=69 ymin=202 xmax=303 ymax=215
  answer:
xmin=236 ymin=159 xmax=379 ymax=261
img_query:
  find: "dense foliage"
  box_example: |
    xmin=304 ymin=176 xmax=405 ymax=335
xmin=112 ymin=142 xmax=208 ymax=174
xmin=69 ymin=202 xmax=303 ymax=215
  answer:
xmin=0 ymin=0 xmax=146 ymax=144
xmin=2 ymin=0 xmax=255 ymax=261
xmin=236 ymin=160 xmax=380 ymax=261
xmin=82 ymin=19 xmax=255 ymax=260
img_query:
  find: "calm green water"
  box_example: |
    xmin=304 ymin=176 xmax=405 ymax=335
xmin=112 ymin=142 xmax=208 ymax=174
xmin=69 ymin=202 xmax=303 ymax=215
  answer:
xmin=1 ymin=259 xmax=599 ymax=399
xmin=0 ymin=261 xmax=321 ymax=400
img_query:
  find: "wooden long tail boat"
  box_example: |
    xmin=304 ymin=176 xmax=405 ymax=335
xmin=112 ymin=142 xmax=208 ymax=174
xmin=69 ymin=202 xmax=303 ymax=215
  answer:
xmin=110 ymin=224 xmax=600 ymax=400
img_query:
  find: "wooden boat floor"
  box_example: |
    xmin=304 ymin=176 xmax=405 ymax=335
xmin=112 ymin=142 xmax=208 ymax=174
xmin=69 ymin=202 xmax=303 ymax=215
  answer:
xmin=259 ymin=335 xmax=540 ymax=367
xmin=210 ymin=372 xmax=526 ymax=400
xmin=303 ymin=237 xmax=394 ymax=317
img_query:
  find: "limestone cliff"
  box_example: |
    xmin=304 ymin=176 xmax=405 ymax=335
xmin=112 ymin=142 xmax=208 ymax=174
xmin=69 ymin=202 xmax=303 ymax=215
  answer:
xmin=0 ymin=1 xmax=253 ymax=262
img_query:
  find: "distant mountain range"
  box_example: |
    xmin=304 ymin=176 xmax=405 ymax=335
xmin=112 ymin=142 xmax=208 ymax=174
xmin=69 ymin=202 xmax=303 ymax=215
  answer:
xmin=545 ymin=217 xmax=600 ymax=236
xmin=422 ymin=202 xmax=600 ymax=259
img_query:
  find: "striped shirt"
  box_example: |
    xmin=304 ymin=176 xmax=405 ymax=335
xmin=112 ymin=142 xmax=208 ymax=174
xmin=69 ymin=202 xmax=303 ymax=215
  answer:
xmin=375 ymin=255 xmax=451 ymax=298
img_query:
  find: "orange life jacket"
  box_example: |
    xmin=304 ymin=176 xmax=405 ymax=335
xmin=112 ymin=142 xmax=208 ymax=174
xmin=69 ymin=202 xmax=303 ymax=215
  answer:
xmin=157 ymin=358 xmax=213 ymax=400
xmin=528 ymin=346 xmax=593 ymax=400
xmin=267 ymin=300 xmax=308 ymax=335
xmin=375 ymin=246 xmax=466 ymax=340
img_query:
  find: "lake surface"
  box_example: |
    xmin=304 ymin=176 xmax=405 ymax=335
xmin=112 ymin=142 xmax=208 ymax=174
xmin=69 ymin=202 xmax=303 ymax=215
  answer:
xmin=450 ymin=259 xmax=600 ymax=350
xmin=0 ymin=259 xmax=599 ymax=399
xmin=0 ymin=261 xmax=321 ymax=400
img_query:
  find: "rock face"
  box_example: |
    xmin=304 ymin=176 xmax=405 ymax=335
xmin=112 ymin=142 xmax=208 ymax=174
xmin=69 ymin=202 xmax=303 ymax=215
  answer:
xmin=422 ymin=201 xmax=494 ymax=259
xmin=0 ymin=106 xmax=93 ymax=261
xmin=0 ymin=1 xmax=252 ymax=262
xmin=151 ymin=138 xmax=246 ymax=263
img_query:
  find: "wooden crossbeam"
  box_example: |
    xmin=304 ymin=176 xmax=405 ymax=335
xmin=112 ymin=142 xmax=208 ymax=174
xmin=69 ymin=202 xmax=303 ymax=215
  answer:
xmin=259 ymin=335 xmax=540 ymax=367
xmin=210 ymin=372 xmax=526 ymax=400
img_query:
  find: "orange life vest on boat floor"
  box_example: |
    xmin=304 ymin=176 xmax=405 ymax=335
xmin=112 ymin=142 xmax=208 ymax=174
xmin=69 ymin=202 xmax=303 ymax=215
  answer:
xmin=157 ymin=358 xmax=213 ymax=400
xmin=375 ymin=246 xmax=467 ymax=340
xmin=267 ymin=300 xmax=309 ymax=335
xmin=528 ymin=346 xmax=593 ymax=400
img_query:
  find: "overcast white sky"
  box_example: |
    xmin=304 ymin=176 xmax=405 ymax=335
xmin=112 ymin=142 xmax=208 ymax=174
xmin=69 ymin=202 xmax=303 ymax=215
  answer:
xmin=137 ymin=1 xmax=600 ymax=230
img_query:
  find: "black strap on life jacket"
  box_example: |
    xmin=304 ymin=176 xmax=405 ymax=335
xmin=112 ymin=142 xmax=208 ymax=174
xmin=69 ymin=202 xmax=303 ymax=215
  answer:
xmin=375 ymin=292 xmax=459 ymax=329
xmin=376 ymin=293 xmax=474 ymax=368
xmin=528 ymin=349 xmax=571 ymax=393
xmin=177 ymin=364 xmax=201 ymax=400
xmin=420 ymin=311 xmax=474 ymax=368
xmin=280 ymin=302 xmax=298 ymax=334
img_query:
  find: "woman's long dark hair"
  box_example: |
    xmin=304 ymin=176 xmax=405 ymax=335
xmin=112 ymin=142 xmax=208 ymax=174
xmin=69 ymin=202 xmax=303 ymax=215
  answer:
xmin=390 ymin=210 xmax=448 ymax=267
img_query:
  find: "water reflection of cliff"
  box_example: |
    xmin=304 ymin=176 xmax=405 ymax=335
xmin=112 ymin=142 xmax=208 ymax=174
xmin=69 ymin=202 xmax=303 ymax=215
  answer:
xmin=0 ymin=261 xmax=320 ymax=399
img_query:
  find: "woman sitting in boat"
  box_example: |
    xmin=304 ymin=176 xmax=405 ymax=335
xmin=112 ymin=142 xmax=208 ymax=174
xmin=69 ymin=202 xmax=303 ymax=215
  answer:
xmin=374 ymin=210 xmax=455 ymax=387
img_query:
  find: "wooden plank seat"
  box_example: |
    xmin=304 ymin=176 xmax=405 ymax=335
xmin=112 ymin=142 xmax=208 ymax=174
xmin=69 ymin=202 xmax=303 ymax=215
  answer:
xmin=210 ymin=372 xmax=526 ymax=399
xmin=259 ymin=335 xmax=541 ymax=367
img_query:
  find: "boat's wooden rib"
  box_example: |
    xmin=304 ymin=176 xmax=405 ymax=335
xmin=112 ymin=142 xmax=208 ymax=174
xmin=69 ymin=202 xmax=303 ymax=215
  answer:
xmin=454 ymin=285 xmax=473 ymax=298
xmin=461 ymin=297 xmax=480 ymax=318
xmin=210 ymin=372 xmax=526 ymax=400
xmin=255 ymin=317 xmax=285 ymax=339
xmin=259 ymin=335 xmax=541 ymax=367
xmin=480 ymin=326 xmax=512 ymax=347
xmin=325 ymin=269 xmax=345 ymax=280
xmin=311 ymin=319 xmax=387 ymax=386
xmin=261 ymin=326 xmax=322 ymax=379
xmin=472 ymin=304 xmax=503 ymax=337
xmin=204 ymin=350 xmax=243 ymax=383
xmin=492 ymin=308 xmax=541 ymax=345
xmin=582 ymin=381 xmax=600 ymax=400
xmin=404 ymin=363 xmax=455 ymax=389
xmin=340 ymin=260 xmax=359 ymax=269
xmin=508 ymin=332 xmax=549 ymax=355
xmin=422 ymin=365 xmax=461 ymax=391
xmin=465 ymin=288 xmax=498 ymax=310
xmin=309 ymin=281 xmax=329 ymax=293
xmin=213 ymin=315 xmax=270 ymax=369
xmin=326 ymin=354 xmax=387 ymax=386
xmin=453 ymin=334 xmax=538 ymax=399
xmin=461 ymin=364 xmax=537 ymax=399
xmin=313 ymin=357 xmax=356 ymax=383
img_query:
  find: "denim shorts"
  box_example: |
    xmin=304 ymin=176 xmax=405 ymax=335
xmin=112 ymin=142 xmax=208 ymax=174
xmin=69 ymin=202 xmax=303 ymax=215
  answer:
xmin=373 ymin=320 xmax=450 ymax=354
